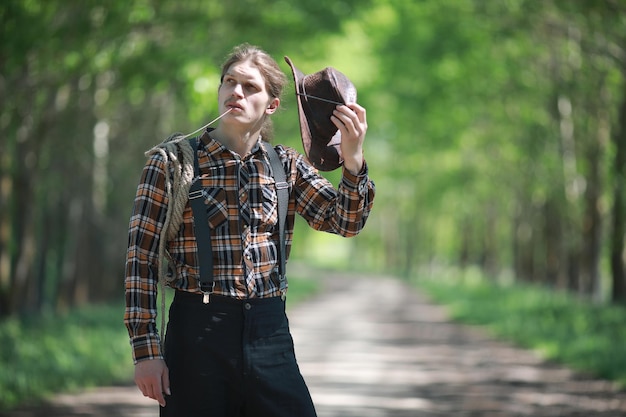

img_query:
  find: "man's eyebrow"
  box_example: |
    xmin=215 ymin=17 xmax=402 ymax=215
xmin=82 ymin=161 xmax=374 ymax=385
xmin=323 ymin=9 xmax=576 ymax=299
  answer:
xmin=221 ymin=69 xmax=261 ymax=86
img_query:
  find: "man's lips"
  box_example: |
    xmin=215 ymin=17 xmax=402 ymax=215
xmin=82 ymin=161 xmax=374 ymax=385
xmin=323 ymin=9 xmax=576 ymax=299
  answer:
xmin=226 ymin=102 xmax=243 ymax=111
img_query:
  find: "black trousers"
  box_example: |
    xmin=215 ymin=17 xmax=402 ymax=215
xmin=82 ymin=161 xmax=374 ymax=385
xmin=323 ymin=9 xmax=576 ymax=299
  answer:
xmin=160 ymin=291 xmax=317 ymax=417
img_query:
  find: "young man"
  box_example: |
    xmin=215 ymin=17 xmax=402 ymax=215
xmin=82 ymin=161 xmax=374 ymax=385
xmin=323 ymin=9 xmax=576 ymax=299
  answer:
xmin=124 ymin=43 xmax=375 ymax=416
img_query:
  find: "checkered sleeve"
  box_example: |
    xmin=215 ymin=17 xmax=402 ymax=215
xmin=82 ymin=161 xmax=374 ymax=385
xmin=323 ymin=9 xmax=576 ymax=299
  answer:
xmin=294 ymin=152 xmax=375 ymax=236
xmin=124 ymin=154 xmax=169 ymax=363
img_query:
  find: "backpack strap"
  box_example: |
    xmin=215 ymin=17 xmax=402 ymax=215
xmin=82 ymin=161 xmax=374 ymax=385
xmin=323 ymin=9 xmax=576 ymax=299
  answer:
xmin=188 ymin=138 xmax=290 ymax=302
xmin=260 ymin=141 xmax=290 ymax=299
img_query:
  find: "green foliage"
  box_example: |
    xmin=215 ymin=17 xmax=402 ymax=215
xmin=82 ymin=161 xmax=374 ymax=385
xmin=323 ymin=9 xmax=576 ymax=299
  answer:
xmin=0 ymin=276 xmax=319 ymax=411
xmin=415 ymin=271 xmax=626 ymax=388
xmin=0 ymin=303 xmax=131 ymax=410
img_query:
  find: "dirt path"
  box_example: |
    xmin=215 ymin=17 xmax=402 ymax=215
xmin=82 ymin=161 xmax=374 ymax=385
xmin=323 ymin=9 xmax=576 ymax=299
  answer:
xmin=291 ymin=271 xmax=626 ymax=417
xmin=3 ymin=271 xmax=626 ymax=416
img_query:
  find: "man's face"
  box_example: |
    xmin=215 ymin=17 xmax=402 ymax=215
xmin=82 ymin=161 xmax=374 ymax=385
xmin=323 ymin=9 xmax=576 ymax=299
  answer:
xmin=218 ymin=60 xmax=278 ymax=129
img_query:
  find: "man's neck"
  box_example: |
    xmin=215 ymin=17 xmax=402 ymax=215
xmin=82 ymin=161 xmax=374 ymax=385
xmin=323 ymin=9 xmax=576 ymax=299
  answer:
xmin=211 ymin=127 xmax=260 ymax=157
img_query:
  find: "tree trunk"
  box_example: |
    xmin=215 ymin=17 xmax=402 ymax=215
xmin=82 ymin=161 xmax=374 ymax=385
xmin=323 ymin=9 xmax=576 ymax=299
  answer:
xmin=513 ymin=208 xmax=535 ymax=283
xmin=543 ymin=197 xmax=564 ymax=288
xmin=611 ymin=82 xmax=626 ymax=303
xmin=480 ymin=203 xmax=498 ymax=278
xmin=578 ymin=80 xmax=610 ymax=300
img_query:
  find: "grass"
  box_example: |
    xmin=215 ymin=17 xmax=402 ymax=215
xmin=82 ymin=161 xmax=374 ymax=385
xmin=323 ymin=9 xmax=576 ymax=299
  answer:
xmin=0 ymin=302 xmax=132 ymax=410
xmin=414 ymin=270 xmax=626 ymax=388
xmin=0 ymin=275 xmax=320 ymax=411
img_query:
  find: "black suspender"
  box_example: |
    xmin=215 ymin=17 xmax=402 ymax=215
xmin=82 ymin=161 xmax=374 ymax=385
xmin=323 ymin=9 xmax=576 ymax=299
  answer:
xmin=261 ymin=141 xmax=290 ymax=298
xmin=187 ymin=138 xmax=289 ymax=303
xmin=188 ymin=138 xmax=215 ymax=303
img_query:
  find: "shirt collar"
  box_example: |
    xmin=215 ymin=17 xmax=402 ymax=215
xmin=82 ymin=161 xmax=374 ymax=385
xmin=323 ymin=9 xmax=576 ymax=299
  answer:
xmin=200 ymin=128 xmax=265 ymax=159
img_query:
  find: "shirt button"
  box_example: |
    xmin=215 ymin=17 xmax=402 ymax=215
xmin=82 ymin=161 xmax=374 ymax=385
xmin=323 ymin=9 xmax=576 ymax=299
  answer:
xmin=244 ymin=303 xmax=252 ymax=310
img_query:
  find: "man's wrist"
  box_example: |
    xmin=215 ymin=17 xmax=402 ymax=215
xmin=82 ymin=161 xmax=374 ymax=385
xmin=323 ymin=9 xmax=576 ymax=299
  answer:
xmin=343 ymin=154 xmax=364 ymax=175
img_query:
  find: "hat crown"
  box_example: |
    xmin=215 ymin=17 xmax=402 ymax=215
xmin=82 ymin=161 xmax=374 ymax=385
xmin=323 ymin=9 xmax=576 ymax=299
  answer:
xmin=302 ymin=68 xmax=356 ymax=105
xmin=285 ymin=56 xmax=357 ymax=171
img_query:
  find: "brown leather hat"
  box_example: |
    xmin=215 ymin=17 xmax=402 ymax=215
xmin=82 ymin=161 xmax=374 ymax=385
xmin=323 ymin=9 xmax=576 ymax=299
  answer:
xmin=284 ymin=56 xmax=357 ymax=171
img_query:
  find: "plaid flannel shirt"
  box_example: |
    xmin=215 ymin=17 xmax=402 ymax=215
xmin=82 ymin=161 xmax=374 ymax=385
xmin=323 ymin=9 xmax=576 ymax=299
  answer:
xmin=124 ymin=130 xmax=375 ymax=362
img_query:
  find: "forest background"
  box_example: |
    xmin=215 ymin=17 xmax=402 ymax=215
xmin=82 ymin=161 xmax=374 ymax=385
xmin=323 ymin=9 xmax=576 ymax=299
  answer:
xmin=2 ymin=1 xmax=626 ymax=320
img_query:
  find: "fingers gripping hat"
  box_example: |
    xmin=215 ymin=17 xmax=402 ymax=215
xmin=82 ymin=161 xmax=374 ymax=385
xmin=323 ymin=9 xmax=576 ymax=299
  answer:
xmin=284 ymin=56 xmax=357 ymax=171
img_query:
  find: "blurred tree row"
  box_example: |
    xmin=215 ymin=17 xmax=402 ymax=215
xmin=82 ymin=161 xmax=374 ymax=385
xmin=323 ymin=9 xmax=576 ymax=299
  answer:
xmin=1 ymin=0 xmax=625 ymax=318
xmin=362 ymin=0 xmax=626 ymax=302
xmin=0 ymin=0 xmax=370 ymax=315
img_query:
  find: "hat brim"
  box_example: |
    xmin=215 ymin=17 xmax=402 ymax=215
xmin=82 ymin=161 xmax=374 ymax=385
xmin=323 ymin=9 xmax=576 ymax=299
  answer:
xmin=285 ymin=56 xmax=343 ymax=171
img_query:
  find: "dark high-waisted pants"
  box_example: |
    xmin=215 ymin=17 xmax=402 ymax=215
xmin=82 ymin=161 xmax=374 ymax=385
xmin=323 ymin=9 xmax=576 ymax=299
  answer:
xmin=160 ymin=291 xmax=317 ymax=417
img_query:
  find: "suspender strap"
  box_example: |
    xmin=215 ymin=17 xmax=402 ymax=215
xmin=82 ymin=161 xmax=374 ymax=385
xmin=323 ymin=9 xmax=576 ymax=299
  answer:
xmin=260 ymin=142 xmax=289 ymax=296
xmin=188 ymin=138 xmax=215 ymax=298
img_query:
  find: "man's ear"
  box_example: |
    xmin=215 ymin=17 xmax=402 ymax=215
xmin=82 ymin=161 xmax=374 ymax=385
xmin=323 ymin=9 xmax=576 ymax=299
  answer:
xmin=266 ymin=98 xmax=280 ymax=114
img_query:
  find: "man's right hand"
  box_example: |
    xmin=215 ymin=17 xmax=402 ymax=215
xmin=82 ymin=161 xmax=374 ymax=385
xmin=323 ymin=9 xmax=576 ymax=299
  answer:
xmin=134 ymin=358 xmax=170 ymax=407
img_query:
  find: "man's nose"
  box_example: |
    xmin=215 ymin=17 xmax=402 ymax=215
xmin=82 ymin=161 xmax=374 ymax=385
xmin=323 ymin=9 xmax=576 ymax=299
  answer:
xmin=232 ymin=83 xmax=244 ymax=97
